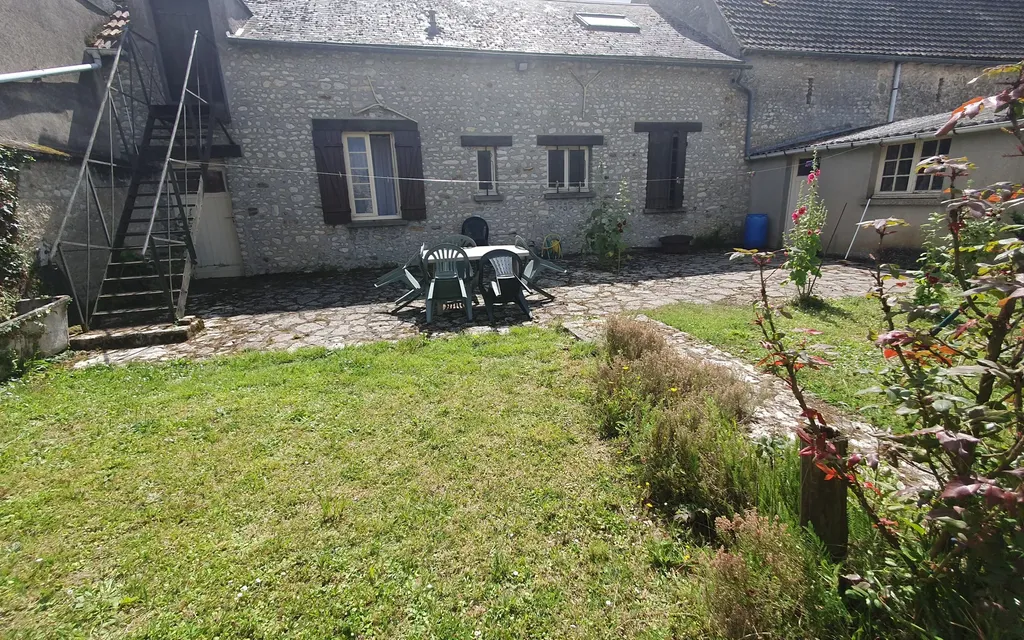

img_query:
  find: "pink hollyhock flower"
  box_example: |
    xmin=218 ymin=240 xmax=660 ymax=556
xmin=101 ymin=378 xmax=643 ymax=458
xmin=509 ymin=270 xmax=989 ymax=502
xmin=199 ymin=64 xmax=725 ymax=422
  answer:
xmin=807 ymin=169 xmax=821 ymax=184
xmin=791 ymin=205 xmax=807 ymax=223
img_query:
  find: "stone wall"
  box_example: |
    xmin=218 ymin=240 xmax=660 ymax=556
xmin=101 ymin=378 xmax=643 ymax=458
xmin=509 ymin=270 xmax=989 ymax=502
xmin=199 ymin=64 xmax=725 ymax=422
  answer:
xmin=743 ymin=53 xmax=993 ymax=151
xmin=18 ymin=158 xmax=126 ymax=314
xmin=217 ymin=44 xmax=750 ymax=274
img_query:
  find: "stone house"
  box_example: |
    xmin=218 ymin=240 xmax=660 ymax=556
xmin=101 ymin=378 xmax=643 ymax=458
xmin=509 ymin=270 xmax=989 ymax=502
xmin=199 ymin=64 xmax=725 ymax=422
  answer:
xmin=649 ymin=0 xmax=1024 ymax=252
xmin=749 ymin=109 xmax=1024 ymax=257
xmin=217 ymin=0 xmax=750 ymax=274
xmin=650 ymin=0 xmax=1024 ymax=152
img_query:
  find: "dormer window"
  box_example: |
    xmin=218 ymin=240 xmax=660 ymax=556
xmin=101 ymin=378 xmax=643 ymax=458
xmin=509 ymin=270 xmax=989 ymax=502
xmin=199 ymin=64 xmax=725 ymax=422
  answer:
xmin=573 ymin=13 xmax=640 ymax=33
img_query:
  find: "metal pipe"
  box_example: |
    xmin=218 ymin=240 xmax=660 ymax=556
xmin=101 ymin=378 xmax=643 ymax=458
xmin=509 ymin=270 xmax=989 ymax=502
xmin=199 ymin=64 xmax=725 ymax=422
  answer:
xmin=0 ymin=50 xmax=101 ymax=84
xmin=733 ymin=74 xmax=754 ymax=158
xmin=887 ymin=62 xmax=902 ymax=123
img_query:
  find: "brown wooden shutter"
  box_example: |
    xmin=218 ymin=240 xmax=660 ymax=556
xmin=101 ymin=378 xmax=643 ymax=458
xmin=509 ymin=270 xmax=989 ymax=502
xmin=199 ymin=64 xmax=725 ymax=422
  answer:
xmin=645 ymin=130 xmax=673 ymax=210
xmin=312 ymin=128 xmax=351 ymax=225
xmin=672 ymin=134 xmax=688 ymax=210
xmin=393 ymin=129 xmax=427 ymax=221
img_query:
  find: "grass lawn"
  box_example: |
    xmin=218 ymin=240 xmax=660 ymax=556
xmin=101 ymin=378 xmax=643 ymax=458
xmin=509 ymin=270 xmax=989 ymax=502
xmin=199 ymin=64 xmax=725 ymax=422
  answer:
xmin=0 ymin=329 xmax=705 ymax=639
xmin=649 ymin=296 xmax=907 ymax=432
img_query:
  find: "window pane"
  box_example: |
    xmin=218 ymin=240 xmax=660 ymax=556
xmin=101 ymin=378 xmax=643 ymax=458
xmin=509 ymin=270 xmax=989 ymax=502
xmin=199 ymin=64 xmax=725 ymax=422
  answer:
xmin=883 ymin=160 xmax=898 ymax=177
xmin=897 ymin=159 xmax=912 ymax=176
xmin=477 ymin=149 xmax=493 ymax=191
xmin=885 ymin=145 xmax=900 ymax=160
xmin=548 ymin=150 xmax=565 ymax=188
xmin=880 ymin=177 xmax=894 ymax=192
xmin=939 ymin=138 xmax=952 ymax=154
xmin=915 ymin=174 xmax=932 ymax=191
xmin=354 ymin=199 xmax=373 ymax=214
xmin=921 ymin=140 xmax=938 ymax=157
xmin=370 ymin=134 xmax=398 ymax=217
xmin=568 ymin=149 xmax=586 ymax=188
xmin=347 ymin=137 xmax=367 ymax=153
xmin=348 ymin=152 xmax=368 ymax=169
xmin=352 ymin=183 xmax=372 ymax=199
xmin=894 ymin=175 xmax=910 ymax=191
xmin=930 ymin=175 xmax=945 ymax=191
xmin=900 ymin=143 xmax=915 ymax=158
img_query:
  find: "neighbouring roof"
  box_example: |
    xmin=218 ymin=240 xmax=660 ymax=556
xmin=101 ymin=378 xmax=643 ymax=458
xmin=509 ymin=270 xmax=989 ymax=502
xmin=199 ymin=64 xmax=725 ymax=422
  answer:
xmin=749 ymin=109 xmax=1011 ymax=159
xmin=91 ymin=4 xmax=129 ymax=49
xmin=715 ymin=0 xmax=1024 ymax=61
xmin=231 ymin=0 xmax=741 ymax=64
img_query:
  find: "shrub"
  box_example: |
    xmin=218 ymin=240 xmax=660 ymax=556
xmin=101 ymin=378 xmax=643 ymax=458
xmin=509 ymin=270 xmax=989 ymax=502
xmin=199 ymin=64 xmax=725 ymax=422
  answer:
xmin=646 ymin=400 xmax=759 ymax=518
xmin=604 ymin=314 xmax=667 ymax=361
xmin=700 ymin=509 xmax=849 ymax=639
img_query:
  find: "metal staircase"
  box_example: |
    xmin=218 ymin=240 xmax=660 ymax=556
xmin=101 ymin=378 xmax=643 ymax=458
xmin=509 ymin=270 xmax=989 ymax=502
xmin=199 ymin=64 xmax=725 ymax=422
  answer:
xmin=50 ymin=29 xmax=235 ymax=329
xmin=91 ymin=100 xmax=211 ymax=324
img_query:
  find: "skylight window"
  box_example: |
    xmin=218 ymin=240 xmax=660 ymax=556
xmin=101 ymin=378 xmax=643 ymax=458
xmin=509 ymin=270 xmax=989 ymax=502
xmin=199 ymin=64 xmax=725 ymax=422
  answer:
xmin=574 ymin=13 xmax=641 ymax=33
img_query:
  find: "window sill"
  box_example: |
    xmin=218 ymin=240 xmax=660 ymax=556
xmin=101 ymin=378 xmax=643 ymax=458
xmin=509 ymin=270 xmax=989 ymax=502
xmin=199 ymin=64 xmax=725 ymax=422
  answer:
xmin=473 ymin=194 xmax=505 ymax=203
xmin=644 ymin=206 xmax=687 ymax=215
xmin=867 ymin=194 xmax=943 ymax=207
xmin=543 ymin=191 xmax=595 ymax=200
xmin=346 ymin=218 xmax=409 ymax=228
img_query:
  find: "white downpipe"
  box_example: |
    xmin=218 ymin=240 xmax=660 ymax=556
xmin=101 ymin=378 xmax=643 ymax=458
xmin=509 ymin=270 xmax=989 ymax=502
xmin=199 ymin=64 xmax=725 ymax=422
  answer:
xmin=845 ymin=198 xmax=873 ymax=260
xmin=887 ymin=62 xmax=902 ymax=123
xmin=0 ymin=50 xmax=102 ymax=84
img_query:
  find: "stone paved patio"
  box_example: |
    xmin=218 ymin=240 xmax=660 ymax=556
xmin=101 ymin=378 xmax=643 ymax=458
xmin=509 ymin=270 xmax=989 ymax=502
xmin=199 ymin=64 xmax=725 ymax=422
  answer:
xmin=75 ymin=251 xmax=875 ymax=367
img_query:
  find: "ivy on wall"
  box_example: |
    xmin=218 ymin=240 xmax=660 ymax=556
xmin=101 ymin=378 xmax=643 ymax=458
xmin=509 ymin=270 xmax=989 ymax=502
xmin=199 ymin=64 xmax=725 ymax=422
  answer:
xmin=0 ymin=146 xmax=33 ymax=321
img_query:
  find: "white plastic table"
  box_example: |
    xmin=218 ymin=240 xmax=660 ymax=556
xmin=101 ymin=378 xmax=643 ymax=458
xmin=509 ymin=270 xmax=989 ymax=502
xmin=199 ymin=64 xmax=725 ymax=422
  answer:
xmin=421 ymin=245 xmax=529 ymax=262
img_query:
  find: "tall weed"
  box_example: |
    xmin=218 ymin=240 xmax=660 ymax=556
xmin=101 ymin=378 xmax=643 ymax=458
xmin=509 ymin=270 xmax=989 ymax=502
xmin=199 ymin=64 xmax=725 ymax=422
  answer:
xmin=700 ymin=509 xmax=849 ymax=639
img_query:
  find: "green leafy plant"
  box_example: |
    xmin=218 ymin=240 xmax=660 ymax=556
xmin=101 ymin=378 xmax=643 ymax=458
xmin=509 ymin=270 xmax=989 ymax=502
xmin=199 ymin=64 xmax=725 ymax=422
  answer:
xmin=784 ymin=155 xmax=827 ymax=302
xmin=842 ymin=63 xmax=1024 ymax=637
xmin=584 ymin=178 xmax=632 ymax=270
xmin=0 ymin=146 xmax=33 ymax=321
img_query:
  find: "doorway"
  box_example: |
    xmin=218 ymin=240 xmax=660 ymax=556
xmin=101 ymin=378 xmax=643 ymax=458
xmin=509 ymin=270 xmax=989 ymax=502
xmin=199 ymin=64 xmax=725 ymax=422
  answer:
xmin=192 ymin=170 xmax=244 ymax=279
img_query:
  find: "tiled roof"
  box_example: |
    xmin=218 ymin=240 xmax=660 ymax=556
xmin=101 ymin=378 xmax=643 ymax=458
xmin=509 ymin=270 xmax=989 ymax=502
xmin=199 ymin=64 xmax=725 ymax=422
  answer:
xmin=231 ymin=0 xmax=741 ymax=64
xmin=750 ymin=109 xmax=1010 ymax=158
xmin=715 ymin=0 xmax=1024 ymax=60
xmin=91 ymin=4 xmax=129 ymax=49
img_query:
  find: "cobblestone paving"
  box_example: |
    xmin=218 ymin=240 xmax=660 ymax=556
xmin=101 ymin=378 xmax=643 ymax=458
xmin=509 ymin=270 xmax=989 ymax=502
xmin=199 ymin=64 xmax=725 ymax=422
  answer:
xmin=75 ymin=252 xmax=875 ymax=367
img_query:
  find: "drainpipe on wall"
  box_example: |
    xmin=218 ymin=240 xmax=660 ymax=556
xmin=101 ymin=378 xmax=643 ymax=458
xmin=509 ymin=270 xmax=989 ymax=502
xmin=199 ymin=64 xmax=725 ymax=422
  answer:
xmin=733 ymin=73 xmax=754 ymax=158
xmin=0 ymin=50 xmax=102 ymax=85
xmin=887 ymin=61 xmax=903 ymax=123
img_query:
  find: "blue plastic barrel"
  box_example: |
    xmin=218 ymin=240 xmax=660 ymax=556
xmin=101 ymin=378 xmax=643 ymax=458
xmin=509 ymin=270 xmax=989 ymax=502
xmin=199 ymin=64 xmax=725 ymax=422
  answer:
xmin=743 ymin=213 xmax=769 ymax=250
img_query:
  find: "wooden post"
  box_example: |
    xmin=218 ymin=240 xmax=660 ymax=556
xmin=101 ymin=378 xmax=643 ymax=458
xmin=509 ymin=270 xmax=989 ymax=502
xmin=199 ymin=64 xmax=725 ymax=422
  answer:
xmin=800 ymin=437 xmax=849 ymax=561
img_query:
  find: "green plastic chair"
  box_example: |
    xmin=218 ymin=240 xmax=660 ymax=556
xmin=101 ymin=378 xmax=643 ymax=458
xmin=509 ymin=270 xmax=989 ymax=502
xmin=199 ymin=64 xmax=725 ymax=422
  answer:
xmin=514 ymin=236 xmax=567 ymax=301
xmin=541 ymin=234 xmax=563 ymax=259
xmin=478 ymin=249 xmax=531 ymax=323
xmin=375 ymin=245 xmax=426 ymax=313
xmin=439 ymin=234 xmax=477 ymax=248
xmin=423 ymin=244 xmax=473 ymax=323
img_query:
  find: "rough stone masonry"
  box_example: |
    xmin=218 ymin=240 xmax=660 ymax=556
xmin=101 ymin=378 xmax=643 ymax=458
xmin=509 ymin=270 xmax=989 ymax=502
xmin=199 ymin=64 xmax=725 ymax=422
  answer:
xmin=218 ymin=45 xmax=750 ymax=275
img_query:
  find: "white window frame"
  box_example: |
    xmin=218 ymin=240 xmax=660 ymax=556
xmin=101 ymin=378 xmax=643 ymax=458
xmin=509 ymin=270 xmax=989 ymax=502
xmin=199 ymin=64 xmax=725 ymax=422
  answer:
xmin=342 ymin=131 xmax=401 ymax=219
xmin=476 ymin=147 xmax=498 ymax=195
xmin=874 ymin=138 xmax=952 ymax=195
xmin=546 ymin=146 xmax=590 ymax=193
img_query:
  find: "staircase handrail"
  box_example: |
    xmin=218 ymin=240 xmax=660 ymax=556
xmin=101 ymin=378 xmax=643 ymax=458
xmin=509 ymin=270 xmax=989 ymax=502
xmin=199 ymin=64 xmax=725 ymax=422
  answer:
xmin=47 ymin=36 xmax=126 ymax=261
xmin=140 ymin=29 xmax=209 ymax=262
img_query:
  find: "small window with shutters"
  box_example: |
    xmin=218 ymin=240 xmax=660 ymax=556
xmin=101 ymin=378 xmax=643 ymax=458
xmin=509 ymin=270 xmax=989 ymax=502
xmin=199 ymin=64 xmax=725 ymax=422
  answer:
xmin=311 ymin=119 xmax=426 ymax=224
